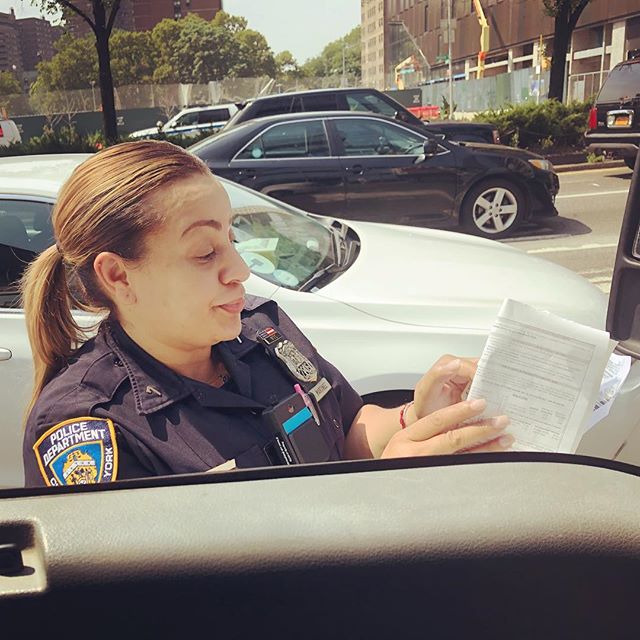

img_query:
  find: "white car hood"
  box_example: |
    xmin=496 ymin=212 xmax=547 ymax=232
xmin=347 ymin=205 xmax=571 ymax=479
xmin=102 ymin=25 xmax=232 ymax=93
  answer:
xmin=318 ymin=222 xmax=607 ymax=331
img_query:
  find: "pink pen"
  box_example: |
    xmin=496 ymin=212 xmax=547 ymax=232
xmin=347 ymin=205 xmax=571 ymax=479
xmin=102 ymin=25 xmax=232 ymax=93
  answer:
xmin=294 ymin=383 xmax=320 ymax=425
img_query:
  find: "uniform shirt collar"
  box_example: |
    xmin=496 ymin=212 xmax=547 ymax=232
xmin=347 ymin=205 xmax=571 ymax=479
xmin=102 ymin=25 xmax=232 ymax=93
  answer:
xmin=103 ymin=320 xmax=267 ymax=415
xmin=104 ymin=322 xmax=191 ymax=416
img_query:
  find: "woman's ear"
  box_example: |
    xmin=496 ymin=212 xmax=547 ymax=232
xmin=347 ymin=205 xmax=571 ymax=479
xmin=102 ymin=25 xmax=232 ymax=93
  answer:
xmin=93 ymin=252 xmax=137 ymax=306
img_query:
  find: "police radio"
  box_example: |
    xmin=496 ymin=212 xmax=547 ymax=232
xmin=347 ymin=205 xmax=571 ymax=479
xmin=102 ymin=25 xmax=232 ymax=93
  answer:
xmin=256 ymin=327 xmax=332 ymax=465
xmin=262 ymin=392 xmax=331 ymax=465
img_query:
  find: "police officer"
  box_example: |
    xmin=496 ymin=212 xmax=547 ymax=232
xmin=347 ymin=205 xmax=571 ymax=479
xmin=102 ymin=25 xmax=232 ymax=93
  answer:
xmin=21 ymin=141 xmax=512 ymax=487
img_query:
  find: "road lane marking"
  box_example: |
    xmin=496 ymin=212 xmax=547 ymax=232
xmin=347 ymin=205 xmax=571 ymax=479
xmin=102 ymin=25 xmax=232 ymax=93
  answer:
xmin=556 ymin=189 xmax=629 ymax=200
xmin=526 ymin=242 xmax=618 ymax=254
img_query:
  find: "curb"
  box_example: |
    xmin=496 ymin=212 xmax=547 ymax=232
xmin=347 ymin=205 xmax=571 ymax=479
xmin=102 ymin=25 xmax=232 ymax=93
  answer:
xmin=554 ymin=160 xmax=627 ymax=173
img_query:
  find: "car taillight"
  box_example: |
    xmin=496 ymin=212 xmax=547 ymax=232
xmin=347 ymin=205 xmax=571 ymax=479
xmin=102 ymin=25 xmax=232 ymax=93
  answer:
xmin=0 ymin=124 xmax=3 ymax=138
xmin=588 ymin=106 xmax=597 ymax=130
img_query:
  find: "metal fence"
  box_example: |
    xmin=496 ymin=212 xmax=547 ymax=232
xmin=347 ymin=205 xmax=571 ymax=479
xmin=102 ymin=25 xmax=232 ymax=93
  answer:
xmin=567 ymin=71 xmax=604 ymax=103
xmin=1 ymin=74 xmax=361 ymax=118
xmin=420 ymin=68 xmax=550 ymax=115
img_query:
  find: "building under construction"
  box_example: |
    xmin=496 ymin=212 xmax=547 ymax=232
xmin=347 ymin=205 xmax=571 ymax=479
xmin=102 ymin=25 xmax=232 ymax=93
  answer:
xmin=361 ymin=0 xmax=640 ymax=101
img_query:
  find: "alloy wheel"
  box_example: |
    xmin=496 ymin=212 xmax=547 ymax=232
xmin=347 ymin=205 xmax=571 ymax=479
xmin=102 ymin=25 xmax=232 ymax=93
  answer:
xmin=471 ymin=187 xmax=519 ymax=234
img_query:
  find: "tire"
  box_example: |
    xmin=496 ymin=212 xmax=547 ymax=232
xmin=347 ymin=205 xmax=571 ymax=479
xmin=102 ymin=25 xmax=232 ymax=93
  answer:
xmin=624 ymin=157 xmax=636 ymax=170
xmin=461 ymin=179 xmax=527 ymax=240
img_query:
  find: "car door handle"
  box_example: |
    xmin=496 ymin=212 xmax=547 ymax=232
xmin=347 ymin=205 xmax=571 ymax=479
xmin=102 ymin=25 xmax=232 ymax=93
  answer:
xmin=346 ymin=164 xmax=364 ymax=175
xmin=0 ymin=348 xmax=11 ymax=361
xmin=238 ymin=168 xmax=257 ymax=178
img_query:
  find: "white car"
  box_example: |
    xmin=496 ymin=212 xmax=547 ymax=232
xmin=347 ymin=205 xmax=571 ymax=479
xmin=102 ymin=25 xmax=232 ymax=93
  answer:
xmin=129 ymin=104 xmax=239 ymax=140
xmin=1 ymin=154 xmax=639 ymax=487
xmin=0 ymin=118 xmax=21 ymax=147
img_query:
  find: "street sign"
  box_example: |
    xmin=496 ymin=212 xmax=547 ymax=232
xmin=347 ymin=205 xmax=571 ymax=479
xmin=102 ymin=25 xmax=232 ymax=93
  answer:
xmin=435 ymin=55 xmax=449 ymax=63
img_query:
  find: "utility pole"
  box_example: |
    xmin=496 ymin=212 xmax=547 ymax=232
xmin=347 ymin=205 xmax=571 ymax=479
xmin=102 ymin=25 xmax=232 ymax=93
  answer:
xmin=447 ymin=0 xmax=454 ymax=118
xmin=342 ymin=41 xmax=346 ymax=87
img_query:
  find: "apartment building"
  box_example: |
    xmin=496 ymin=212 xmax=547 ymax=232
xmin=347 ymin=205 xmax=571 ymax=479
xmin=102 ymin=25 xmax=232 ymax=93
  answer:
xmin=69 ymin=0 xmax=222 ymax=36
xmin=362 ymin=0 xmax=640 ymax=99
xmin=0 ymin=9 xmax=22 ymax=77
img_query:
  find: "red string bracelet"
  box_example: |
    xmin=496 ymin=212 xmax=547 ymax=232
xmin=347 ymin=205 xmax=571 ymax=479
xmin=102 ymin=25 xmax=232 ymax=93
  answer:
xmin=399 ymin=401 xmax=414 ymax=429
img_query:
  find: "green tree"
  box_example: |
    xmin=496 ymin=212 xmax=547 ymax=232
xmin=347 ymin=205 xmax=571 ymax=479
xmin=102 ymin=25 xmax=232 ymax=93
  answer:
xmin=302 ymin=26 xmax=361 ymax=78
xmin=275 ymin=50 xmax=302 ymax=78
xmin=170 ymin=14 xmax=236 ymax=83
xmin=211 ymin=10 xmax=248 ymax=34
xmin=30 ymin=33 xmax=97 ymax=91
xmin=109 ymin=30 xmax=156 ymax=86
xmin=544 ymin=0 xmax=592 ymax=101
xmin=0 ymin=71 xmax=22 ymax=96
xmin=35 ymin=0 xmax=122 ymax=142
xmin=232 ymin=29 xmax=276 ymax=77
xmin=150 ymin=18 xmax=183 ymax=84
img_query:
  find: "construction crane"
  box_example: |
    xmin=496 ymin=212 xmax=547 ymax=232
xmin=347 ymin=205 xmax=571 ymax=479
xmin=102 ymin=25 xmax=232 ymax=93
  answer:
xmin=472 ymin=0 xmax=490 ymax=78
xmin=394 ymin=54 xmax=420 ymax=90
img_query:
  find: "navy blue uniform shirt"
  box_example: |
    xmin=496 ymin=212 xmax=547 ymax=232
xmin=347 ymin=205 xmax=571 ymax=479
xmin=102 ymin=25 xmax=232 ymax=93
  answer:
xmin=23 ymin=296 xmax=363 ymax=487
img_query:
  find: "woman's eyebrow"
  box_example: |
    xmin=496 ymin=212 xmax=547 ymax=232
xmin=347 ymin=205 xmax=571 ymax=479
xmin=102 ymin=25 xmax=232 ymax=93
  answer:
xmin=181 ymin=219 xmax=222 ymax=237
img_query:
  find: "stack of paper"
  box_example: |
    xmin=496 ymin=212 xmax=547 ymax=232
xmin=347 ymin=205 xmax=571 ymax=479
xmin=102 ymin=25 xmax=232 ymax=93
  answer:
xmin=465 ymin=299 xmax=630 ymax=454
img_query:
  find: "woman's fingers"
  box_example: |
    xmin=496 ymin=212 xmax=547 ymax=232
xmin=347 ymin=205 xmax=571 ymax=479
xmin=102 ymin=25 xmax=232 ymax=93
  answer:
xmin=406 ymin=398 xmax=489 ymax=441
xmin=423 ymin=419 xmax=511 ymax=456
xmin=461 ymin=433 xmax=515 ymax=454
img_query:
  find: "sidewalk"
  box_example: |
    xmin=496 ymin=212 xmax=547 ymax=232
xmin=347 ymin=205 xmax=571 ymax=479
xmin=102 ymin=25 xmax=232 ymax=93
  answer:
xmin=554 ymin=160 xmax=626 ymax=173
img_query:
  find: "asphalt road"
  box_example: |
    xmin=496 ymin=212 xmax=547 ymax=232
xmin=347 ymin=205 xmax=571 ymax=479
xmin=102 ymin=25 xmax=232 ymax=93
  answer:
xmin=501 ymin=165 xmax=634 ymax=293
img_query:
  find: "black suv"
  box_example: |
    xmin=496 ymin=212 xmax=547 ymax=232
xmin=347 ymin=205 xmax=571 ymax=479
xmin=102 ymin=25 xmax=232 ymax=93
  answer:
xmin=585 ymin=57 xmax=640 ymax=169
xmin=223 ymin=87 xmax=500 ymax=145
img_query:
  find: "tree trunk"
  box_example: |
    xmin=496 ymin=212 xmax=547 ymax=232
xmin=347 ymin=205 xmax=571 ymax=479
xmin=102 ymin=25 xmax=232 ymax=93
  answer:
xmin=548 ymin=9 xmax=570 ymax=102
xmin=95 ymin=30 xmax=118 ymax=143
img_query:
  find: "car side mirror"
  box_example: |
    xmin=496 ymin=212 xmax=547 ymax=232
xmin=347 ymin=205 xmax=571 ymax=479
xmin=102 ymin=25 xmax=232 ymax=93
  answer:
xmin=414 ymin=138 xmax=440 ymax=164
xmin=156 ymin=120 xmax=164 ymax=130
xmin=607 ymin=148 xmax=640 ymax=359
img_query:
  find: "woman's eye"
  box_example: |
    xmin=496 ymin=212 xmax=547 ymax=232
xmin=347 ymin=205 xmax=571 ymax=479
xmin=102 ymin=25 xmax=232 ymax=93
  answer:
xmin=196 ymin=250 xmax=216 ymax=262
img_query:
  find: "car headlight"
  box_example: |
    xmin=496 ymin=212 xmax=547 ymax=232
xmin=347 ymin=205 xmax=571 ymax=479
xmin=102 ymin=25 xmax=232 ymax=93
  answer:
xmin=528 ymin=158 xmax=554 ymax=172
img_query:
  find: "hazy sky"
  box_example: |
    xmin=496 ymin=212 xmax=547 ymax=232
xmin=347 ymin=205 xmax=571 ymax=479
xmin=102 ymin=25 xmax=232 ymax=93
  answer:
xmin=0 ymin=1 xmax=361 ymax=62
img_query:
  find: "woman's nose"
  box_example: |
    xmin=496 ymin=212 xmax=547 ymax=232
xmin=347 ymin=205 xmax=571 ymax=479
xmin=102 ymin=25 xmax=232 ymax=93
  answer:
xmin=222 ymin=244 xmax=251 ymax=284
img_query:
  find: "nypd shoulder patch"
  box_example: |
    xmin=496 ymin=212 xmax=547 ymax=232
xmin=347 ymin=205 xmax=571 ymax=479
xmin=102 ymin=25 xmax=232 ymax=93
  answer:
xmin=33 ymin=417 xmax=119 ymax=486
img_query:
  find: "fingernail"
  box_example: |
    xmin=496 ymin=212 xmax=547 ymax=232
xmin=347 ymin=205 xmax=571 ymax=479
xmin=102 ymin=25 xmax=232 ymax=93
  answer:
xmin=492 ymin=415 xmax=510 ymax=429
xmin=499 ymin=435 xmax=514 ymax=447
xmin=469 ymin=398 xmax=486 ymax=411
xmin=442 ymin=358 xmax=461 ymax=372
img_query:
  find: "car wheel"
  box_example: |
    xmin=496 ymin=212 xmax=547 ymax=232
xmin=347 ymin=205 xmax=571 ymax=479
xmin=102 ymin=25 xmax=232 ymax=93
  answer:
xmin=461 ymin=179 xmax=526 ymax=239
xmin=624 ymin=157 xmax=636 ymax=170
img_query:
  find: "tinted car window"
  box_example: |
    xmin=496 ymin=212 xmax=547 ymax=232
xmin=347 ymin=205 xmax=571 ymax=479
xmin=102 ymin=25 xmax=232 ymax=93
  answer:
xmin=346 ymin=91 xmax=399 ymax=118
xmin=236 ymin=121 xmax=330 ymax=159
xmin=301 ymin=93 xmax=339 ymax=111
xmin=0 ymin=199 xmax=52 ymax=308
xmin=334 ymin=118 xmax=425 ymax=156
xmin=253 ymin=96 xmax=298 ymax=118
xmin=174 ymin=112 xmax=199 ymax=127
xmin=198 ymin=109 xmax=230 ymax=124
xmin=597 ymin=63 xmax=640 ymax=102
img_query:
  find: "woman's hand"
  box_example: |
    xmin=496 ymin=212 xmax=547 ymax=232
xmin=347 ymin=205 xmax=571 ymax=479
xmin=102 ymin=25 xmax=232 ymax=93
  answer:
xmin=381 ymin=398 xmax=513 ymax=458
xmin=408 ymin=355 xmax=478 ymax=426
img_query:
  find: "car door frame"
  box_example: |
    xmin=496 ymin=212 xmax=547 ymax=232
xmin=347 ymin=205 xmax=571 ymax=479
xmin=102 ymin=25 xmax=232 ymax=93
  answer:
xmin=324 ymin=115 xmax=458 ymax=225
xmin=226 ymin=117 xmax=347 ymax=215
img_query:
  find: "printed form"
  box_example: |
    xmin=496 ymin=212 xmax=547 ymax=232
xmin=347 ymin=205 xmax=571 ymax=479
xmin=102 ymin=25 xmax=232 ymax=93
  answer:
xmin=466 ymin=299 xmax=625 ymax=454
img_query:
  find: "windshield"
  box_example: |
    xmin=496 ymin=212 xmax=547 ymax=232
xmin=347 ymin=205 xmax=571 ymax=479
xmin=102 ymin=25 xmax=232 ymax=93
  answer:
xmin=597 ymin=63 xmax=640 ymax=102
xmin=223 ymin=181 xmax=335 ymax=290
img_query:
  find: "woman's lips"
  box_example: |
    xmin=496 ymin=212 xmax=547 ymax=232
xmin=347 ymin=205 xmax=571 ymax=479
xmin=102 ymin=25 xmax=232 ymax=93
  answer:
xmin=218 ymin=297 xmax=245 ymax=314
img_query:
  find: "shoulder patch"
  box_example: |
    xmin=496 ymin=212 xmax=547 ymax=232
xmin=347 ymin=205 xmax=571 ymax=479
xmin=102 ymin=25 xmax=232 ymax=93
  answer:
xmin=33 ymin=417 xmax=119 ymax=486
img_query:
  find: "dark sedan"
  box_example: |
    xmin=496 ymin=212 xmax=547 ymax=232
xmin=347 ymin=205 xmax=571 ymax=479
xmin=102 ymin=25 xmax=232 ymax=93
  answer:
xmin=190 ymin=112 xmax=559 ymax=239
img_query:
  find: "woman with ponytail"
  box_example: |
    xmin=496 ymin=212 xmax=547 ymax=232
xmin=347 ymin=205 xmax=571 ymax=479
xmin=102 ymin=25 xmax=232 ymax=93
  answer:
xmin=22 ymin=140 xmax=511 ymax=487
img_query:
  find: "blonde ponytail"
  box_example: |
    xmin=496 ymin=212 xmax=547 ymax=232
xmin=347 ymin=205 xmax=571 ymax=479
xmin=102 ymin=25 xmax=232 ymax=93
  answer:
xmin=21 ymin=245 xmax=88 ymax=418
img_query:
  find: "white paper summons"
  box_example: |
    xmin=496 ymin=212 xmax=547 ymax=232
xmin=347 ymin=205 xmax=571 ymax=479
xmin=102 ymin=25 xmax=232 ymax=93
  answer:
xmin=466 ymin=299 xmax=616 ymax=454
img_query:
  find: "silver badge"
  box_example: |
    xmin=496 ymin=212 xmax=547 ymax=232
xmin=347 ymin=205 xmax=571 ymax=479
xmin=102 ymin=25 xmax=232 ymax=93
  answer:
xmin=275 ymin=340 xmax=318 ymax=383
